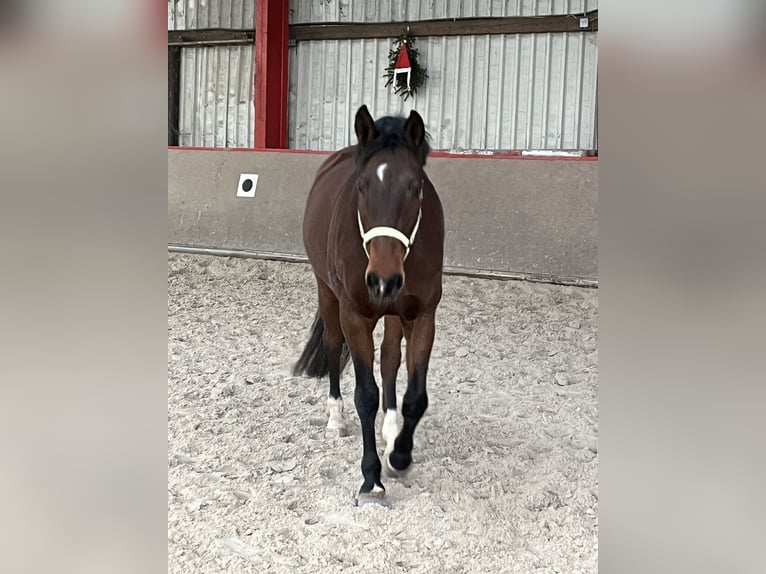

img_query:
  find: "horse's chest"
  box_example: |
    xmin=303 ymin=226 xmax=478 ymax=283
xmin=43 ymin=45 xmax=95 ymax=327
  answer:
xmin=395 ymin=295 xmax=422 ymax=321
xmin=351 ymin=293 xmax=422 ymax=321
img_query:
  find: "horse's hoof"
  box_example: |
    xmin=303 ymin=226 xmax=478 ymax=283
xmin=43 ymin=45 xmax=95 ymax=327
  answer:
xmin=356 ymin=488 xmax=390 ymax=508
xmin=382 ymin=451 xmax=411 ymax=479
xmin=324 ymin=424 xmax=349 ymax=438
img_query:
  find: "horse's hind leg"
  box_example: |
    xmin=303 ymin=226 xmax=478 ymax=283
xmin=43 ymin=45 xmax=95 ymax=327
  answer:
xmin=380 ymin=316 xmax=403 ymax=457
xmin=318 ymin=280 xmax=347 ymax=437
xmin=384 ymin=313 xmax=435 ymax=478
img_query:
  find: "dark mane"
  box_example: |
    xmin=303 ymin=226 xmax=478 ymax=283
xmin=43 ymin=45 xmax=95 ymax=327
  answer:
xmin=356 ymin=115 xmax=431 ymax=166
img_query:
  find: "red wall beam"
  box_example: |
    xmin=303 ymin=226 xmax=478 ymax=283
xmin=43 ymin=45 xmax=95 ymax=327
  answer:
xmin=255 ymin=0 xmax=289 ymax=148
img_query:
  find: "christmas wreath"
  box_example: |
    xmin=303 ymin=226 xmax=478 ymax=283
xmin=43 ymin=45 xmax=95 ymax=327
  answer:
xmin=383 ymin=31 xmax=427 ymax=101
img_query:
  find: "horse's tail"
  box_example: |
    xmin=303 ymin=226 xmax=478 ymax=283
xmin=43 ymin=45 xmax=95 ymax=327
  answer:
xmin=292 ymin=313 xmax=350 ymax=378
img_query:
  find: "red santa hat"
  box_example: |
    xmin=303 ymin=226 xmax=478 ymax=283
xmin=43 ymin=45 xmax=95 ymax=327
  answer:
xmin=393 ymin=41 xmax=412 ymax=92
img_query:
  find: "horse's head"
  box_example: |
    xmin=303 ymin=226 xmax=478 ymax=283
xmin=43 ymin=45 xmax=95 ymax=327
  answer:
xmin=353 ymin=105 xmax=429 ymax=305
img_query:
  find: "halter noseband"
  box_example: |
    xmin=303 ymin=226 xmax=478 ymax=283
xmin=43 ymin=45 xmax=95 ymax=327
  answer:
xmin=357 ymin=208 xmax=422 ymax=260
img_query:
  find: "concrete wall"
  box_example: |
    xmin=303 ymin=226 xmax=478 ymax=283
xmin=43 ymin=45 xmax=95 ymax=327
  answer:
xmin=168 ymin=149 xmax=597 ymax=284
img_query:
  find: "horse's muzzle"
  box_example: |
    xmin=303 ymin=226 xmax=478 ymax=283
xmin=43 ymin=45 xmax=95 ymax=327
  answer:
xmin=365 ymin=271 xmax=404 ymax=303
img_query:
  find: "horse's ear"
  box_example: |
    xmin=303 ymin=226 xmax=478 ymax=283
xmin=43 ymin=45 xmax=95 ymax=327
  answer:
xmin=354 ymin=105 xmax=377 ymax=146
xmin=404 ymin=110 xmax=425 ymax=150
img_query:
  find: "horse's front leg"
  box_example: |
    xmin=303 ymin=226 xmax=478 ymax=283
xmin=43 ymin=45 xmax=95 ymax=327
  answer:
xmin=380 ymin=315 xmax=403 ymax=458
xmin=340 ymin=303 xmax=387 ymax=506
xmin=384 ymin=312 xmax=435 ymax=477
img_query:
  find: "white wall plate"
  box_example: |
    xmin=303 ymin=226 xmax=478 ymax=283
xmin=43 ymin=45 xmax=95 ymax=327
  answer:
xmin=236 ymin=173 xmax=259 ymax=198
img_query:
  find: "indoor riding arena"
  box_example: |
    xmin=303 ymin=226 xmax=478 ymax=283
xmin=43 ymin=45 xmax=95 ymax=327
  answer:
xmin=168 ymin=1 xmax=598 ymax=572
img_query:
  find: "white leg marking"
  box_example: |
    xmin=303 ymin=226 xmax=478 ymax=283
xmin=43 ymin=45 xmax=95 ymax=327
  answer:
xmin=382 ymin=409 xmax=399 ymax=455
xmin=327 ymin=397 xmax=344 ymax=430
xmin=371 ymin=484 xmax=385 ymax=494
xmin=376 ymin=162 xmax=387 ymax=182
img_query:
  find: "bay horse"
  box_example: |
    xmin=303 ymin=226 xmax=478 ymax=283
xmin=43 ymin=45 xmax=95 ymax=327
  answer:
xmin=293 ymin=105 xmax=445 ymax=507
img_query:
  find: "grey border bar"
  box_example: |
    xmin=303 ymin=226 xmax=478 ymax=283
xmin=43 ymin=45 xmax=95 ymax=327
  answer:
xmin=168 ymin=244 xmax=598 ymax=288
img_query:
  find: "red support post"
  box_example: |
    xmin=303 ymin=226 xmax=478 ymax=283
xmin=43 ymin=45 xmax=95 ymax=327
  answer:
xmin=255 ymin=0 xmax=290 ymax=148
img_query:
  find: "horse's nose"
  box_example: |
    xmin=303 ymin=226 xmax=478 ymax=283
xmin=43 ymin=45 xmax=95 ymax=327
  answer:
xmin=366 ymin=272 xmax=404 ymax=301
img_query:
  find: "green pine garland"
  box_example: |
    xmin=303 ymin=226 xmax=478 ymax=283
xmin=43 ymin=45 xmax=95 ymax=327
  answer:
xmin=383 ymin=32 xmax=427 ymax=101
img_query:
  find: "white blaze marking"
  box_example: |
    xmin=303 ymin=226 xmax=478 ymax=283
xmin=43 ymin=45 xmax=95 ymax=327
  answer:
xmin=327 ymin=396 xmax=344 ymax=429
xmin=376 ymin=163 xmax=387 ymax=182
xmin=382 ymin=409 xmax=398 ymax=454
xmin=379 ymin=282 xmax=385 ymax=295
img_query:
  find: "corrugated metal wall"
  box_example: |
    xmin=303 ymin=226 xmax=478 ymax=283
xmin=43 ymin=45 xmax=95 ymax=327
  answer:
xmin=168 ymin=0 xmax=255 ymax=30
xmin=178 ymin=45 xmax=255 ymax=147
xmin=288 ymin=0 xmax=598 ymax=151
xmin=170 ymin=1 xmax=256 ymax=147
xmin=290 ymin=0 xmax=598 ymax=23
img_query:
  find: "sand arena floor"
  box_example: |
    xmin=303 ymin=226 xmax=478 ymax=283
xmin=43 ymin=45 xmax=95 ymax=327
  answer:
xmin=168 ymin=253 xmax=598 ymax=573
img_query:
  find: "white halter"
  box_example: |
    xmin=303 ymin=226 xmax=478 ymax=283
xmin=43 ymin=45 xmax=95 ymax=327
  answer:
xmin=357 ymin=208 xmax=422 ymax=260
